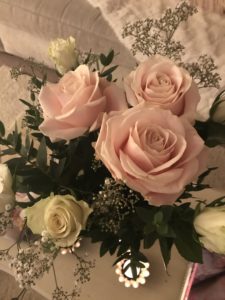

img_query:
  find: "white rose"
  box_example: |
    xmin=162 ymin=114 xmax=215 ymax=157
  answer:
xmin=48 ymin=36 xmax=77 ymax=75
xmin=0 ymin=164 xmax=15 ymax=213
xmin=210 ymin=89 xmax=225 ymax=124
xmin=194 ymin=206 xmax=225 ymax=254
xmin=25 ymin=194 xmax=92 ymax=247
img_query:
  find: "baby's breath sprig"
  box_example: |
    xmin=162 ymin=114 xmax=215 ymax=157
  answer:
xmin=122 ymin=1 xmax=221 ymax=89
xmin=51 ymin=251 xmax=95 ymax=300
xmin=91 ymin=178 xmax=142 ymax=234
xmin=9 ymin=236 xmax=59 ymax=290
xmin=181 ymin=55 xmax=221 ymax=89
xmin=52 ymin=287 xmax=73 ymax=300
xmin=0 ymin=204 xmax=13 ymax=234
xmin=73 ymin=252 xmax=95 ymax=285
xmin=122 ymin=1 xmax=197 ymax=61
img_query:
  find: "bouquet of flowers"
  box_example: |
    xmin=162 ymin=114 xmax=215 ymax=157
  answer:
xmin=1 ymin=1 xmax=225 ymax=299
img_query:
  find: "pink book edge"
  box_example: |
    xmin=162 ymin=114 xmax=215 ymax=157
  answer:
xmin=180 ymin=263 xmax=198 ymax=300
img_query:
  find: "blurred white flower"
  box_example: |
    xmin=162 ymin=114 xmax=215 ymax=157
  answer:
xmin=194 ymin=206 xmax=225 ymax=254
xmin=0 ymin=164 xmax=15 ymax=213
xmin=48 ymin=36 xmax=77 ymax=74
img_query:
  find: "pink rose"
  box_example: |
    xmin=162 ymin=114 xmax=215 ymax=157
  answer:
xmin=39 ymin=65 xmax=128 ymax=141
xmin=124 ymin=55 xmax=200 ymax=122
xmin=95 ymin=103 xmax=207 ymax=205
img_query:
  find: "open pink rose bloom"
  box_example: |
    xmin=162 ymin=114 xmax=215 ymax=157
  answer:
xmin=39 ymin=65 xmax=127 ymax=141
xmin=95 ymin=103 xmax=207 ymax=205
xmin=124 ymin=55 xmax=200 ymax=123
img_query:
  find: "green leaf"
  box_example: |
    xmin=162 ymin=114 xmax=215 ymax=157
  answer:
xmin=153 ymin=211 xmax=163 ymax=225
xmin=159 ymin=238 xmax=173 ymax=267
xmin=100 ymin=237 xmax=119 ymax=257
xmin=106 ymin=49 xmax=115 ymax=65
xmin=7 ymin=126 xmax=22 ymax=153
xmin=157 ymin=223 xmax=169 ymax=236
xmin=158 ymin=224 xmax=176 ymax=238
xmin=0 ymin=148 xmax=16 ymax=157
xmin=100 ymin=65 xmax=118 ymax=77
xmin=144 ymin=233 xmax=157 ymax=249
xmin=117 ymin=242 xmax=130 ymax=257
xmin=207 ymin=195 xmax=225 ymax=207
xmin=84 ymin=49 xmax=93 ymax=65
xmin=0 ymin=121 xmax=5 ymax=137
xmin=99 ymin=54 xmax=108 ymax=66
xmin=99 ymin=49 xmax=114 ymax=66
xmin=19 ymin=99 xmax=33 ymax=108
xmin=109 ymin=242 xmax=118 ymax=255
xmin=56 ymin=157 xmax=67 ymax=178
xmin=15 ymin=200 xmax=34 ymax=209
xmin=134 ymin=252 xmax=148 ymax=263
xmin=161 ymin=206 xmax=174 ymax=222
xmin=106 ymin=73 xmax=113 ymax=82
xmin=209 ymin=89 xmax=225 ymax=117
xmin=144 ymin=222 xmax=155 ymax=234
xmin=5 ymin=157 xmax=26 ymax=169
xmin=194 ymin=202 xmax=203 ymax=218
xmin=100 ymin=241 xmax=110 ymax=257
xmin=197 ymin=167 xmax=217 ymax=184
xmin=205 ymin=121 xmax=225 ymax=147
xmin=31 ymin=92 xmax=36 ymax=101
xmin=27 ymin=140 xmax=37 ymax=160
xmin=136 ymin=207 xmax=156 ymax=223
xmin=174 ymin=223 xmax=202 ymax=263
xmin=36 ymin=137 xmax=47 ymax=170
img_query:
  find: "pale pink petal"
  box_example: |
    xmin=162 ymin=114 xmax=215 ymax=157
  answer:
xmin=56 ymin=97 xmax=106 ymax=128
xmin=39 ymin=84 xmax=62 ymax=117
xmin=39 ymin=119 xmax=87 ymax=141
xmin=183 ymin=81 xmax=200 ymax=122
xmin=122 ymin=132 xmax=154 ymax=171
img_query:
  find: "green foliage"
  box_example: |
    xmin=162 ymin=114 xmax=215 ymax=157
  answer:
xmin=195 ymin=120 xmax=225 ymax=147
xmin=0 ymin=121 xmax=5 ymax=137
xmin=86 ymin=194 xmax=203 ymax=268
xmin=206 ymin=195 xmax=225 ymax=207
xmin=78 ymin=48 xmax=118 ymax=81
xmin=210 ymin=89 xmax=225 ymax=122
xmin=136 ymin=203 xmax=202 ymax=266
xmin=99 ymin=49 xmax=115 ymax=66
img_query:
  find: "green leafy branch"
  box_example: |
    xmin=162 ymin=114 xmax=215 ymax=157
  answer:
xmin=78 ymin=48 xmax=118 ymax=82
xmin=136 ymin=202 xmax=202 ymax=267
xmin=195 ymin=120 xmax=225 ymax=147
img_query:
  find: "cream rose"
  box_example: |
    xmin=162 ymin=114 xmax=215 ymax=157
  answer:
xmin=24 ymin=194 xmax=92 ymax=247
xmin=95 ymin=103 xmax=206 ymax=205
xmin=48 ymin=36 xmax=77 ymax=75
xmin=0 ymin=164 xmax=15 ymax=213
xmin=194 ymin=206 xmax=225 ymax=254
xmin=39 ymin=65 xmax=128 ymax=141
xmin=124 ymin=55 xmax=200 ymax=122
